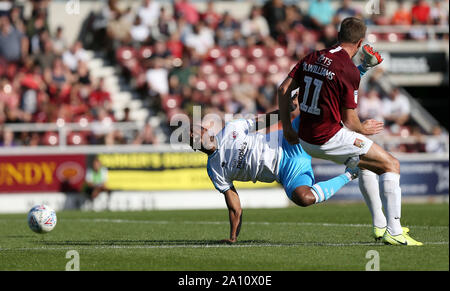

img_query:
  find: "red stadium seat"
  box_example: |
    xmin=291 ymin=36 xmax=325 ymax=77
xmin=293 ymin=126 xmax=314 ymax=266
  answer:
xmin=216 ymin=79 xmax=230 ymax=91
xmin=195 ymin=79 xmax=208 ymax=91
xmin=162 ymin=95 xmax=182 ymax=112
xmin=245 ymin=62 xmax=257 ymax=74
xmin=268 ymin=45 xmax=287 ymax=59
xmin=267 ymin=62 xmax=280 ymax=74
xmin=227 ymin=46 xmax=246 ymax=59
xmin=138 ymin=46 xmax=153 ymax=60
xmin=247 ymin=45 xmax=267 ymax=59
xmin=206 ymin=46 xmax=225 ymax=62
xmin=220 ymin=63 xmax=236 ymax=75
xmin=42 ymin=132 xmax=59 ymax=146
xmin=67 ymin=132 xmax=87 ymax=145
xmin=116 ymin=46 xmax=137 ymax=63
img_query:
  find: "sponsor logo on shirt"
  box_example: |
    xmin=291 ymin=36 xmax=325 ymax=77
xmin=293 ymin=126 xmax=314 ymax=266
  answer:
xmin=354 ymin=138 xmax=365 ymax=149
xmin=236 ymin=142 xmax=248 ymax=169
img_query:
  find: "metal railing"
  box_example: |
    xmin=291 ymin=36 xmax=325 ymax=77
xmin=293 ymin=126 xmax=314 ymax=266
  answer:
xmin=1 ymin=121 xmax=448 ymax=154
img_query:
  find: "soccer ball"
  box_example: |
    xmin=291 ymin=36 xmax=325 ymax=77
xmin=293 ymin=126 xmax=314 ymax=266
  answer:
xmin=27 ymin=205 xmax=57 ymax=234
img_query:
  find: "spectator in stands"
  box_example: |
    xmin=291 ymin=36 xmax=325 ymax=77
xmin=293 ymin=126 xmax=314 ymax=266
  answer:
xmin=62 ymin=41 xmax=89 ymax=72
xmin=232 ymin=73 xmax=258 ymax=114
xmin=134 ymin=122 xmax=158 ymax=145
xmin=166 ymin=30 xmax=184 ymax=59
xmin=334 ymin=0 xmax=358 ymax=23
xmin=89 ymin=78 xmax=111 ymax=111
xmin=411 ymin=0 xmax=431 ymax=24
xmin=0 ymin=15 xmax=29 ymax=63
xmin=184 ymin=20 xmax=214 ymax=57
xmin=156 ymin=7 xmax=177 ymax=40
xmin=130 ymin=15 xmax=151 ymax=44
xmin=138 ymin=0 xmax=160 ymax=28
xmin=51 ymin=26 xmax=67 ymax=56
xmin=425 ymin=125 xmax=449 ymax=153
xmin=216 ymin=12 xmax=241 ymax=48
xmin=308 ymin=0 xmax=335 ymax=28
xmin=391 ymin=0 xmax=412 ymax=25
xmin=382 ymin=88 xmax=411 ymax=128
xmin=201 ymin=0 xmax=221 ymax=30
xmin=174 ymin=0 xmax=199 ymax=25
xmin=83 ymin=157 xmax=110 ymax=201
xmin=146 ymin=56 xmax=169 ymax=96
xmin=9 ymin=5 xmax=26 ymax=34
xmin=262 ymin=0 xmax=286 ymax=39
xmin=0 ymin=127 xmax=15 ymax=147
xmin=318 ymin=24 xmax=338 ymax=48
xmin=358 ymin=89 xmax=385 ymax=123
xmin=241 ymin=6 xmax=271 ymax=46
xmin=430 ymin=0 xmax=449 ymax=25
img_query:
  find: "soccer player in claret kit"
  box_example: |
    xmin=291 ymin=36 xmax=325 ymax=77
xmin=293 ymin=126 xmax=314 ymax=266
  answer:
xmin=278 ymin=17 xmax=422 ymax=245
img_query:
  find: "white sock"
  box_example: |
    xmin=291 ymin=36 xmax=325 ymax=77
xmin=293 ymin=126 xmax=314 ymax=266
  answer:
xmin=359 ymin=169 xmax=387 ymax=228
xmin=379 ymin=172 xmax=403 ymax=236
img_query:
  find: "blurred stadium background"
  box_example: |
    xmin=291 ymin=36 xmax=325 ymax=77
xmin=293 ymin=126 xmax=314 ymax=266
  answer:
xmin=0 ymin=0 xmax=448 ymax=213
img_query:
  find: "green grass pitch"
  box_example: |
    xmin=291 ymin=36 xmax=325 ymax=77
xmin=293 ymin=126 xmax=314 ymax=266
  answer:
xmin=0 ymin=203 xmax=448 ymax=271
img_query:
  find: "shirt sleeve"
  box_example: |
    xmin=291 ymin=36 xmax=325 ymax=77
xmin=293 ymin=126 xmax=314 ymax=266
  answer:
xmin=288 ymin=60 xmax=303 ymax=81
xmin=225 ymin=118 xmax=255 ymax=134
xmin=340 ymin=68 xmax=360 ymax=109
xmin=207 ymin=162 xmax=233 ymax=193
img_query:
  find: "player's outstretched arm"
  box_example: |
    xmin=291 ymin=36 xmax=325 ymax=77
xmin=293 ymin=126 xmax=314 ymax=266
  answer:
xmin=278 ymin=76 xmax=300 ymax=144
xmin=342 ymin=108 xmax=384 ymax=136
xmin=221 ymin=187 xmax=242 ymax=244
xmin=253 ymin=100 xmax=298 ymax=132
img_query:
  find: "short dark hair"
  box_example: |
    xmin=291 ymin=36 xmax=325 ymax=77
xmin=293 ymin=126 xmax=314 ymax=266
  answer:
xmin=338 ymin=17 xmax=367 ymax=44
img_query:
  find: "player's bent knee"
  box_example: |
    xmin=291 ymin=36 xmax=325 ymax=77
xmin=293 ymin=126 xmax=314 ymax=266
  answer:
xmin=291 ymin=186 xmax=315 ymax=207
xmin=383 ymin=156 xmax=400 ymax=174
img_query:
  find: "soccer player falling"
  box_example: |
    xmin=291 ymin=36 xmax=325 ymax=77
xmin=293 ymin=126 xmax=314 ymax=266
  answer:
xmin=188 ymin=107 xmax=359 ymax=244
xmin=278 ymin=17 xmax=422 ymax=246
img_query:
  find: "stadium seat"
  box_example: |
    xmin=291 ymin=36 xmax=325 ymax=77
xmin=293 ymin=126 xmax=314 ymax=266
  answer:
xmin=206 ymin=46 xmax=225 ymax=62
xmin=268 ymin=45 xmax=287 ymax=59
xmin=138 ymin=46 xmax=153 ymax=60
xmin=42 ymin=132 xmax=59 ymax=146
xmin=247 ymin=45 xmax=267 ymax=59
xmin=227 ymin=46 xmax=246 ymax=59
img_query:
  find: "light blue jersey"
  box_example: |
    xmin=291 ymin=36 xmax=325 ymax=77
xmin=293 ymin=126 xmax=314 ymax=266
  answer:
xmin=207 ymin=116 xmax=315 ymax=198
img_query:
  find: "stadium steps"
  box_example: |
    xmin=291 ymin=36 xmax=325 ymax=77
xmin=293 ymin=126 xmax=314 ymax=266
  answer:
xmin=85 ymin=50 xmax=167 ymax=143
xmin=85 ymin=51 xmax=150 ymax=125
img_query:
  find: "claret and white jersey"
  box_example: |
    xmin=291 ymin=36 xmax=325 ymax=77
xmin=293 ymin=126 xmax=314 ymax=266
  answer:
xmin=206 ymin=119 xmax=283 ymax=193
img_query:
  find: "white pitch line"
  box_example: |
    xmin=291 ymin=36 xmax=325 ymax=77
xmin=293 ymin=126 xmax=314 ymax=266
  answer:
xmin=66 ymin=218 xmax=449 ymax=230
xmin=0 ymin=241 xmax=448 ymax=252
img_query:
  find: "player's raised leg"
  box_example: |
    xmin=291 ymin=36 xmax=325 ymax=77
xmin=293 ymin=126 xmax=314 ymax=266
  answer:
xmin=359 ymin=143 xmax=423 ymax=246
xmin=288 ymin=168 xmax=359 ymax=207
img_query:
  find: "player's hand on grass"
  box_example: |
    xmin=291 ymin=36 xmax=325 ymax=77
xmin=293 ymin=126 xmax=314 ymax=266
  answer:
xmin=220 ymin=238 xmax=237 ymax=244
xmin=362 ymin=119 xmax=384 ymax=135
xmin=283 ymin=128 xmax=299 ymax=145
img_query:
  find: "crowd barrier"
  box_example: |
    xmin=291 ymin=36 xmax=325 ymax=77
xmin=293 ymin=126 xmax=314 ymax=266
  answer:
xmin=0 ymin=146 xmax=447 ymax=213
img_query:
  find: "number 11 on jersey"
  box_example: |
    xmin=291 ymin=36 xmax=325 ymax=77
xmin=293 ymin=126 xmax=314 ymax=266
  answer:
xmin=300 ymin=76 xmax=322 ymax=116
